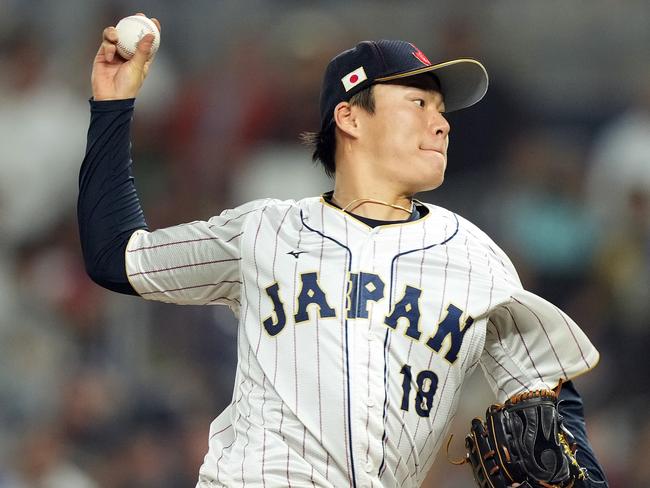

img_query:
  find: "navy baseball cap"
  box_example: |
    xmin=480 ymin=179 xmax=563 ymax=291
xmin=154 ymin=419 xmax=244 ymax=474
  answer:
xmin=319 ymin=40 xmax=489 ymax=131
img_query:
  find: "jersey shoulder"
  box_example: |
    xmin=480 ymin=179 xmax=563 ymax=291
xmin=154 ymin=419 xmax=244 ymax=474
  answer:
xmin=420 ymin=203 xmax=521 ymax=284
xmin=420 ymin=202 xmax=499 ymax=247
xmin=216 ymin=196 xmax=323 ymax=229
xmin=218 ymin=197 xmax=307 ymax=219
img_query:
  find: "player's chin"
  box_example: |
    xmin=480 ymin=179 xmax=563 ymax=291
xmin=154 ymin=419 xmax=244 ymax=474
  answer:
xmin=408 ymin=173 xmax=444 ymax=195
xmin=419 ymin=175 xmax=444 ymax=192
xmin=415 ymin=161 xmax=446 ymax=191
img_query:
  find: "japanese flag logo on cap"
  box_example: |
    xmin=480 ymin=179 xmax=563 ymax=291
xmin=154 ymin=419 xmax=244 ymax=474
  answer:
xmin=341 ymin=66 xmax=368 ymax=92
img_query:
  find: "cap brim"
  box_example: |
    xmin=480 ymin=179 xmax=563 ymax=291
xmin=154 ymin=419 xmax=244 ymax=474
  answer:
xmin=375 ymin=58 xmax=489 ymax=112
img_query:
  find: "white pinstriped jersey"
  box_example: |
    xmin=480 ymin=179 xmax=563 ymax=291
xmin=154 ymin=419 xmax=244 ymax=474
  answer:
xmin=125 ymin=196 xmax=599 ymax=488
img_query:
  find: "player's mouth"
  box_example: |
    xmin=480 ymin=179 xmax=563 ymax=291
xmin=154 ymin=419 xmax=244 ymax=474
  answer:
xmin=420 ymin=146 xmax=446 ymax=157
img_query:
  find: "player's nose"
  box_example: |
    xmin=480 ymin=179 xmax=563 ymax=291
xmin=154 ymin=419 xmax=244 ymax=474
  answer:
xmin=429 ymin=110 xmax=450 ymax=138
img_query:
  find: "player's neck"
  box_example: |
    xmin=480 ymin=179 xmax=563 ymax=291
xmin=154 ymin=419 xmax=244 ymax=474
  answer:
xmin=331 ymin=179 xmax=414 ymax=221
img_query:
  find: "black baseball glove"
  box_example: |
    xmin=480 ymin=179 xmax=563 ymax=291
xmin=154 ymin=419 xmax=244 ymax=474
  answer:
xmin=463 ymin=389 xmax=586 ymax=488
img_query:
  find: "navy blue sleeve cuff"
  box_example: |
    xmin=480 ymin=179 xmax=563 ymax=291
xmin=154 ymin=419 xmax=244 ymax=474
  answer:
xmin=89 ymin=98 xmax=136 ymax=111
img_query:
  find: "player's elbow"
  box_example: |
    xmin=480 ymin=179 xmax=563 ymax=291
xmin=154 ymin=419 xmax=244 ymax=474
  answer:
xmin=86 ymin=265 xmax=139 ymax=296
xmin=82 ymin=245 xmax=139 ymax=296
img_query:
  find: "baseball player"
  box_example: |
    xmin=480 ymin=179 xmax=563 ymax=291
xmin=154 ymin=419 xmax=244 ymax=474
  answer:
xmin=79 ymin=15 xmax=608 ymax=488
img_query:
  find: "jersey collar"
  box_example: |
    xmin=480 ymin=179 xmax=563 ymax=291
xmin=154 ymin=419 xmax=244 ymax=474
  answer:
xmin=321 ymin=191 xmax=427 ymax=228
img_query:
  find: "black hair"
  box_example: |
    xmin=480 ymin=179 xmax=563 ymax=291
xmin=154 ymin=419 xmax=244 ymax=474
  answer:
xmin=300 ymin=86 xmax=376 ymax=178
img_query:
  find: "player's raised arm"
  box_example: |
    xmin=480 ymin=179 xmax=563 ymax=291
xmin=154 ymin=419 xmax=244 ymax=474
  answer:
xmin=92 ymin=13 xmax=161 ymax=101
xmin=78 ymin=15 xmax=160 ymax=295
xmin=79 ymin=16 xmax=249 ymax=305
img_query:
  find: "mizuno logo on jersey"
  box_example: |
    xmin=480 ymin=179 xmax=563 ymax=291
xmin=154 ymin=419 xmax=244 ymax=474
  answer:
xmin=260 ymin=271 xmax=475 ymax=364
xmin=287 ymin=250 xmax=307 ymax=259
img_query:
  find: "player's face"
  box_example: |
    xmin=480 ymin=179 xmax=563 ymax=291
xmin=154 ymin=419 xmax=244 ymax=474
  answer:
xmin=357 ymin=78 xmax=450 ymax=193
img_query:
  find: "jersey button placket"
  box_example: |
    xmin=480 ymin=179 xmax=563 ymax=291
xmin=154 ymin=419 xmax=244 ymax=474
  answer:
xmin=357 ymin=235 xmax=382 ymax=485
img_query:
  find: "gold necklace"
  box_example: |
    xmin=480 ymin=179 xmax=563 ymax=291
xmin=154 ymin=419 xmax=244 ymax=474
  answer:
xmin=340 ymin=197 xmax=414 ymax=216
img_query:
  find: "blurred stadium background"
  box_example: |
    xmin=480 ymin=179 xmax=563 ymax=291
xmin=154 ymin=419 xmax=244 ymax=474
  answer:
xmin=1 ymin=0 xmax=649 ymax=486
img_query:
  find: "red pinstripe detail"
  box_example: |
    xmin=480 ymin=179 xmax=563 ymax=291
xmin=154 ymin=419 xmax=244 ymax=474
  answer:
xmin=480 ymin=249 xmax=497 ymax=329
xmin=463 ymin=234 xmax=473 ymax=311
xmin=420 ymin=379 xmax=477 ymax=473
xmin=416 ymin=231 xmax=485 ymax=477
xmin=208 ymin=208 xmax=260 ymax=229
xmin=293 ymin=225 xmax=304 ymax=458
xmin=409 ymin=367 xmax=452 ymax=474
xmin=317 ymin=205 xmax=331 ymax=480
xmin=214 ymin=431 xmax=236 ymax=485
xmin=489 ymin=318 xmax=505 ymax=347
xmin=127 ymin=257 xmax=241 ymax=277
xmin=553 ymin=305 xmax=591 ymax=368
xmin=483 ymin=347 xmax=530 ymax=390
xmin=467 ymin=357 xmax=481 ymax=372
xmin=482 ymin=364 xmax=510 ymax=398
xmin=512 ymin=297 xmax=568 ymax=378
xmin=462 ymin=226 xmax=514 ymax=282
xmin=455 ymin=231 xmax=482 ymax=376
xmin=139 ymin=280 xmax=241 ymax=295
xmin=259 ymin=206 xmax=292 ymax=487
xmin=340 ymin=217 xmax=352 ymax=485
xmin=286 ymin=429 xmax=292 ymax=487
xmin=364 ymin=240 xmax=377 ymax=473
xmin=504 ymin=305 xmax=544 ymax=382
xmin=207 ymin=296 xmax=241 ymax=305
xmin=393 ymin=221 xmax=449 ymax=478
xmin=127 ymin=232 xmax=243 ymax=252
xmin=317 ymin=206 xmax=326 ymax=453
xmin=378 ymin=225 xmax=405 ymax=479
xmin=240 ymin=207 xmax=267 ymax=487
xmin=393 ymin=224 xmax=426 ymax=477
xmin=209 ymin=424 xmax=233 ymax=439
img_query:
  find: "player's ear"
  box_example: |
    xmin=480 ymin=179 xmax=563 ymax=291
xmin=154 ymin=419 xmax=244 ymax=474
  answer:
xmin=333 ymin=101 xmax=361 ymax=138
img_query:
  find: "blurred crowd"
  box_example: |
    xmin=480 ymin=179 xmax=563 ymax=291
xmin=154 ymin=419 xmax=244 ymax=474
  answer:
xmin=0 ymin=1 xmax=649 ymax=487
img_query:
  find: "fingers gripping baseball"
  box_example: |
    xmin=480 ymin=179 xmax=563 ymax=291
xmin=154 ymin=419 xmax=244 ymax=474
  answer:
xmin=91 ymin=14 xmax=161 ymax=101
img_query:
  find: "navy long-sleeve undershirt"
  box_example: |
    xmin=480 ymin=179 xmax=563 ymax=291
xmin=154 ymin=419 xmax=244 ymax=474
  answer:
xmin=77 ymin=98 xmax=144 ymax=295
xmin=77 ymin=99 xmax=607 ymax=486
xmin=558 ymin=381 xmax=608 ymax=487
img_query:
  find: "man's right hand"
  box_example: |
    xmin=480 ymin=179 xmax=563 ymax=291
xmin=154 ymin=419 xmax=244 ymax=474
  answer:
xmin=91 ymin=13 xmax=161 ymax=101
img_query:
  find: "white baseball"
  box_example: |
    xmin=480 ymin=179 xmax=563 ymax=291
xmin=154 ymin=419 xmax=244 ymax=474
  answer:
xmin=115 ymin=15 xmax=160 ymax=60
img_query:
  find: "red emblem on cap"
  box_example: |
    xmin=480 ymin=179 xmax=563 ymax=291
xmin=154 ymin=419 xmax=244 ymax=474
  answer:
xmin=409 ymin=43 xmax=431 ymax=66
xmin=349 ymin=74 xmax=359 ymax=83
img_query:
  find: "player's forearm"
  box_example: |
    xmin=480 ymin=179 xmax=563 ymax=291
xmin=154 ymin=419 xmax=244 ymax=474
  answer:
xmin=77 ymin=98 xmax=146 ymax=295
xmin=558 ymin=381 xmax=608 ymax=487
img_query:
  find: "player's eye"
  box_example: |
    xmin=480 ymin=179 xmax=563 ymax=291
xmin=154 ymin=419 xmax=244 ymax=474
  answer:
xmin=413 ymin=99 xmax=425 ymax=108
